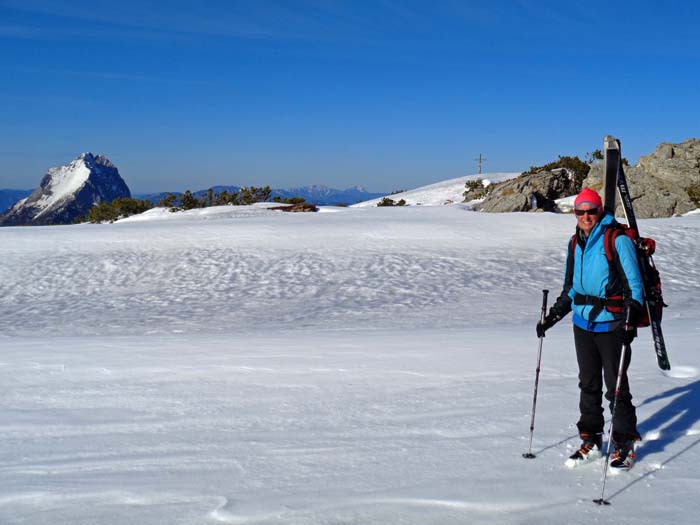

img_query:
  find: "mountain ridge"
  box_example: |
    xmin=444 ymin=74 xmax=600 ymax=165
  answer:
xmin=133 ymin=184 xmax=386 ymax=206
xmin=1 ymin=183 xmax=387 ymax=214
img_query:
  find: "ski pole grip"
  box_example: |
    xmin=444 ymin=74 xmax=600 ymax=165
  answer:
xmin=540 ymin=289 xmax=549 ymax=323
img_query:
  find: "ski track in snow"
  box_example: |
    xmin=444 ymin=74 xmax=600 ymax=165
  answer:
xmin=1 ymin=206 xmax=699 ymax=524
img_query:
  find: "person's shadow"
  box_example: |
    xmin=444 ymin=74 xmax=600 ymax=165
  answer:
xmin=635 ymin=380 xmax=700 ymax=462
xmin=606 ymin=380 xmax=700 ymax=502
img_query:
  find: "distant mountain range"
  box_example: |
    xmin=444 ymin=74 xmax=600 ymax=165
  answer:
xmin=133 ymin=184 xmax=385 ymax=207
xmin=1 ymin=183 xmax=385 ymax=215
xmin=275 ymin=184 xmax=385 ymax=205
xmin=0 ymin=152 xmax=387 ymax=224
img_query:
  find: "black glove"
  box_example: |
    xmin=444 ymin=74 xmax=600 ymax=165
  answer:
xmin=616 ymin=322 xmax=637 ymax=345
xmin=536 ymin=313 xmax=560 ymax=338
xmin=616 ymin=303 xmax=641 ymax=345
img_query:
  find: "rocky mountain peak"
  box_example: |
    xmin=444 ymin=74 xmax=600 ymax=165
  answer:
xmin=76 ymin=152 xmax=116 ymax=169
xmin=0 ymin=153 xmax=131 ymax=226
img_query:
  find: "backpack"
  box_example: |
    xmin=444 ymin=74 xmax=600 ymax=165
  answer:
xmin=569 ymin=222 xmax=665 ymax=327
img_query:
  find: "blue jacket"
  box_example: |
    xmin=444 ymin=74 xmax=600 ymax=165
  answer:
xmin=562 ymin=213 xmax=644 ymax=332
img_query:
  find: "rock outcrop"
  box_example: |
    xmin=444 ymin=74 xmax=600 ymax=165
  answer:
xmin=473 ymin=168 xmax=577 ymax=213
xmin=0 ymin=153 xmax=130 ymax=226
xmin=583 ymin=139 xmax=700 ymax=218
xmin=473 ymin=139 xmax=699 ymax=217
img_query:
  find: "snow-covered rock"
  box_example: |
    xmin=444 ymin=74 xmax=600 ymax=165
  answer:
xmin=0 ymin=153 xmax=130 ymax=226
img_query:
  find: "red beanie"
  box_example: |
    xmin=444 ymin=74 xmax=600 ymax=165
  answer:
xmin=574 ymin=188 xmax=602 ymax=209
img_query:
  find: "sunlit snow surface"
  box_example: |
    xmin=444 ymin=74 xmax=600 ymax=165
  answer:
xmin=1 ymin=201 xmax=700 ymax=524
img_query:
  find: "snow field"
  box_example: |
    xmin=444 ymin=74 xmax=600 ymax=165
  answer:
xmin=1 ymin=204 xmax=699 ymax=524
xmin=2 ymin=325 xmax=698 ymax=524
xmin=0 ymin=206 xmax=585 ymax=337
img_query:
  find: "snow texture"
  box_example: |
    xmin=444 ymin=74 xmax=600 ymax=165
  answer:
xmin=1 ymin=179 xmax=699 ymax=524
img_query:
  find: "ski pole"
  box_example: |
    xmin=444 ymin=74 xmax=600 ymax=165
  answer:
xmin=594 ymin=310 xmax=633 ymax=505
xmin=523 ymin=289 xmax=549 ymax=459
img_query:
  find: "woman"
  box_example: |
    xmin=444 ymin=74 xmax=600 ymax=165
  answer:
xmin=537 ymin=188 xmax=643 ymax=470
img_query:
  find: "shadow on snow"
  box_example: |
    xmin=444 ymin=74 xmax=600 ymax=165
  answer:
xmin=607 ymin=380 xmax=700 ymax=503
xmin=636 ymin=380 xmax=700 ymax=461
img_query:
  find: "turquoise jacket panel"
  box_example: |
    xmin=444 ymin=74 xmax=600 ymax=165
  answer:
xmin=565 ymin=213 xmax=644 ymax=331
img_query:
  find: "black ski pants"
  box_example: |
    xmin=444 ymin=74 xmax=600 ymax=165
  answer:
xmin=573 ymin=325 xmax=639 ymax=440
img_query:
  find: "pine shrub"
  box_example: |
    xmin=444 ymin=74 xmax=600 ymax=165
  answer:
xmin=86 ymin=198 xmax=151 ymax=223
xmin=377 ymin=197 xmax=406 ymax=207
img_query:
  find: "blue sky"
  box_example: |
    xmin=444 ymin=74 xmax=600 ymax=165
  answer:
xmin=1 ymin=0 xmax=698 ymax=193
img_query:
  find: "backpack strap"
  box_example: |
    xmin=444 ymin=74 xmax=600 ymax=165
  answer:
xmin=569 ymin=233 xmax=577 ymax=259
xmin=573 ymin=294 xmax=624 ymax=315
xmin=603 ymin=223 xmax=623 ymax=264
xmin=602 ymin=222 xmax=630 ymax=314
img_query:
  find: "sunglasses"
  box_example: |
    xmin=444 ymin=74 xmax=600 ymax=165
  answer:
xmin=574 ymin=208 xmax=600 ymax=217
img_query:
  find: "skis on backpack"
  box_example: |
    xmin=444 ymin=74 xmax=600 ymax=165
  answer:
xmin=604 ymin=135 xmax=671 ymax=371
xmin=603 ymin=136 xmax=620 ymax=214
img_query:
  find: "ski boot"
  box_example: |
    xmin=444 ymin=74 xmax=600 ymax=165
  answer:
xmin=610 ymin=438 xmax=637 ymax=471
xmin=565 ymin=433 xmax=602 ymax=468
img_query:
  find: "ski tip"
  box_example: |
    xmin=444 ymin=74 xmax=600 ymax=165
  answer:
xmin=604 ymin=135 xmax=619 ymax=150
xmin=522 ymin=452 xmax=536 ymax=459
xmin=593 ymin=498 xmax=611 ymax=506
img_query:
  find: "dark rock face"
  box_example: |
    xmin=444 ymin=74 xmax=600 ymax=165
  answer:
xmin=584 ymin=139 xmax=700 ymax=218
xmin=0 ymin=153 xmax=131 ymax=226
xmin=473 ymin=168 xmax=577 ymax=213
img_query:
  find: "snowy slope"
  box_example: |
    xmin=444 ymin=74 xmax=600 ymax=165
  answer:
xmin=352 ymin=172 xmax=519 ymax=207
xmin=1 ymin=204 xmax=699 ymax=525
xmin=33 ymin=159 xmax=92 ymax=217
